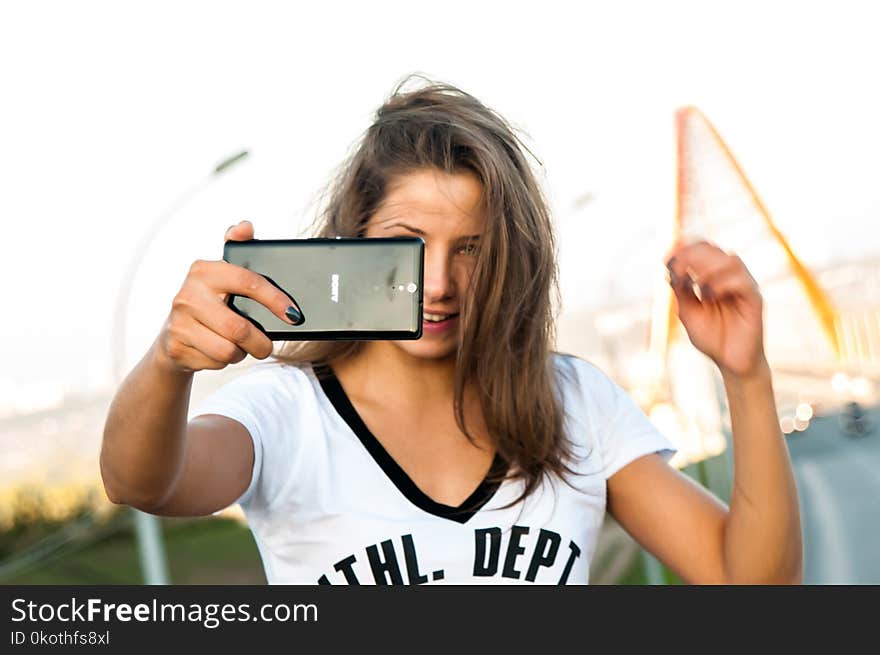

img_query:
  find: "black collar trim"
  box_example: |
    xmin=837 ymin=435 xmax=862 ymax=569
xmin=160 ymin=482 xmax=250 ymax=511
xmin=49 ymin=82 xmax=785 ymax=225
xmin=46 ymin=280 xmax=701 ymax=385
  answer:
xmin=312 ymin=362 xmax=508 ymax=524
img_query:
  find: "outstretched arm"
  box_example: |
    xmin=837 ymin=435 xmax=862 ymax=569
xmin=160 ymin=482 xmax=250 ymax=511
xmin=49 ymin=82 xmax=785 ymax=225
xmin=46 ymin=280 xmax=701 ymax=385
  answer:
xmin=606 ymin=240 xmax=802 ymax=584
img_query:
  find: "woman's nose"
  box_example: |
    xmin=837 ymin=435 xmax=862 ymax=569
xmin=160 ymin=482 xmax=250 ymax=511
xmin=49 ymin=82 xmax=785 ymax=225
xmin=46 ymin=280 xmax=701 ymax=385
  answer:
xmin=422 ymin=247 xmax=455 ymax=303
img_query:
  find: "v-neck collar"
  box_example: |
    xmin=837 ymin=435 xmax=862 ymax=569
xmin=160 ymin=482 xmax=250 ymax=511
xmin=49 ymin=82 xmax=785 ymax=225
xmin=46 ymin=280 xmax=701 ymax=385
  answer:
xmin=311 ymin=362 xmax=508 ymax=524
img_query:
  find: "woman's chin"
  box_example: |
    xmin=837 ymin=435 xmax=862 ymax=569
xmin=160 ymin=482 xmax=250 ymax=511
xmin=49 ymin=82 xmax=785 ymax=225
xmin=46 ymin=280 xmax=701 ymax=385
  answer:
xmin=391 ymin=339 xmax=458 ymax=362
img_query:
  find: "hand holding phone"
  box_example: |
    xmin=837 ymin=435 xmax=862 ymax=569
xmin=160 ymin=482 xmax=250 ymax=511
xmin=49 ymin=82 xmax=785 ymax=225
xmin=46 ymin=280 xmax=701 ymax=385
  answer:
xmin=154 ymin=221 xmax=297 ymax=374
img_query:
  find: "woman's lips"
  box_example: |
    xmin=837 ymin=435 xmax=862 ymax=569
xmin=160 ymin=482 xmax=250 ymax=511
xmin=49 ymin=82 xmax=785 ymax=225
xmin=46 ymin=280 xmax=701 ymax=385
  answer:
xmin=422 ymin=313 xmax=459 ymax=334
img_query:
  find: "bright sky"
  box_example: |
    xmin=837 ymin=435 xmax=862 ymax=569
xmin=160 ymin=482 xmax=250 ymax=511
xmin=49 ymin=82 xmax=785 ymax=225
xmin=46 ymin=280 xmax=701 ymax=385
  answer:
xmin=1 ymin=0 xmax=878 ymax=404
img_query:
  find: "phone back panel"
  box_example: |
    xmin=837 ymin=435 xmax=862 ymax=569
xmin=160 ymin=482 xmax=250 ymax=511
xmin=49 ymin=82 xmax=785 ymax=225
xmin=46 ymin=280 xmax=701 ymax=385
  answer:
xmin=223 ymin=237 xmax=424 ymax=340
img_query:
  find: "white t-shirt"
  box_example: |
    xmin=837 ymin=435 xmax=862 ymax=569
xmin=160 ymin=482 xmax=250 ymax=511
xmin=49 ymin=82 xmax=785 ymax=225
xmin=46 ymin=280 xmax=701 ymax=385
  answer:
xmin=190 ymin=353 xmax=676 ymax=585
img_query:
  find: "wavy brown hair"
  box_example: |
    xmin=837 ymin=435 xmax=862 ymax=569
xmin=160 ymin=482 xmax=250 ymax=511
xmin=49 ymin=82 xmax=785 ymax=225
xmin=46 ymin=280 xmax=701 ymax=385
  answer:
xmin=272 ymin=75 xmax=581 ymax=510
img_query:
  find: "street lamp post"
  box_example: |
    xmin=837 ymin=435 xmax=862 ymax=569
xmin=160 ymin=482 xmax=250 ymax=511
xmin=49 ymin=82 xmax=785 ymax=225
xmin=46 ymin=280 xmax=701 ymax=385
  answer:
xmin=111 ymin=150 xmax=250 ymax=585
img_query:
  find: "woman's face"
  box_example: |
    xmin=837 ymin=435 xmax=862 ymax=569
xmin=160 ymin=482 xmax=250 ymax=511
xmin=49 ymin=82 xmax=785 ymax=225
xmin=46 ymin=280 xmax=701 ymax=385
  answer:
xmin=364 ymin=167 xmax=485 ymax=361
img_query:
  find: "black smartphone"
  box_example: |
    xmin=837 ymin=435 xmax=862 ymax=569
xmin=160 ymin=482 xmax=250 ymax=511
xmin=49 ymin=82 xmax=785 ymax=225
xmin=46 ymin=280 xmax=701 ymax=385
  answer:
xmin=223 ymin=237 xmax=424 ymax=340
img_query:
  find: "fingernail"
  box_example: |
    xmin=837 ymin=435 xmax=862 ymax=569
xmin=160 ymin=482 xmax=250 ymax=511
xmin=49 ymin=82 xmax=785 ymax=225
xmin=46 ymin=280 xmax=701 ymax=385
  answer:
xmin=285 ymin=306 xmax=302 ymax=324
xmin=667 ymin=269 xmax=679 ymax=286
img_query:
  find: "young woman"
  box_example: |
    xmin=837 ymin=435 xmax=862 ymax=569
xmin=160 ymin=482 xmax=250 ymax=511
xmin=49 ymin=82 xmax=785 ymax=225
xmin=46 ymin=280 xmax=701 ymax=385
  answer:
xmin=101 ymin=78 xmax=802 ymax=585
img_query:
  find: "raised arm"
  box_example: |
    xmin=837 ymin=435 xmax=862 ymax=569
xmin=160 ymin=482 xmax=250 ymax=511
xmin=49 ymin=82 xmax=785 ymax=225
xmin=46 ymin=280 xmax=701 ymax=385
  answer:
xmin=606 ymin=241 xmax=802 ymax=584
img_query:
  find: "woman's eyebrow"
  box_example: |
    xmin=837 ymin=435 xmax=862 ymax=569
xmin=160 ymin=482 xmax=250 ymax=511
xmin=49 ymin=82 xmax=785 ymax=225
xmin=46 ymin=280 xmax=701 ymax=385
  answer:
xmin=383 ymin=221 xmax=425 ymax=235
xmin=383 ymin=222 xmax=481 ymax=241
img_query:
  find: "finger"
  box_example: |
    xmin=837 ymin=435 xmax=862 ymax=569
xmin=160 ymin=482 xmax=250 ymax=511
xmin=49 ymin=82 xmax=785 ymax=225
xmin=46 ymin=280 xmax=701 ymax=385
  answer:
xmin=174 ymin=342 xmax=229 ymax=371
xmin=188 ymin=299 xmax=275 ymax=360
xmin=224 ymin=220 xmax=255 ymax=243
xmin=665 ymin=240 xmax=731 ymax=289
xmin=698 ymin=265 xmax=760 ymax=302
xmin=668 ymin=265 xmax=701 ymax=312
xmin=193 ymin=259 xmax=300 ymax=326
xmin=179 ymin=318 xmax=248 ymax=364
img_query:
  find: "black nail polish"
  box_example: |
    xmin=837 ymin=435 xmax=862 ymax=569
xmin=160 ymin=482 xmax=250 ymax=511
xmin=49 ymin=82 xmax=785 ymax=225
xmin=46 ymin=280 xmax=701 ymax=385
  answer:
xmin=285 ymin=306 xmax=302 ymax=324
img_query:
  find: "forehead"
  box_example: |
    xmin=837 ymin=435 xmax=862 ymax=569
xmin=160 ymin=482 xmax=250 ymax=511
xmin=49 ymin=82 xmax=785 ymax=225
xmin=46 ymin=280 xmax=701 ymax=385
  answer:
xmin=370 ymin=168 xmax=485 ymax=233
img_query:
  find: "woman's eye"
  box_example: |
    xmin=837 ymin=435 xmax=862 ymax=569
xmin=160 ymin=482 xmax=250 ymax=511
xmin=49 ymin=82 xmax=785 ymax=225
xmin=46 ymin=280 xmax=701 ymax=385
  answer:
xmin=457 ymin=242 xmax=480 ymax=256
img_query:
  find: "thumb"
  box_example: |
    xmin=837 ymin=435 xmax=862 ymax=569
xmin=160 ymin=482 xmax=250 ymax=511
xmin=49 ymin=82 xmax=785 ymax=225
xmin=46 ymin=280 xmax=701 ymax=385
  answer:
xmin=669 ymin=271 xmax=701 ymax=320
xmin=224 ymin=220 xmax=255 ymax=243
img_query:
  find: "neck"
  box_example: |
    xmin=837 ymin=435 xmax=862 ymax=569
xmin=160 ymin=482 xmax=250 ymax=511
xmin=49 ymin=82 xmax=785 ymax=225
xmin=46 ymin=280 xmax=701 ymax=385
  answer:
xmin=334 ymin=341 xmax=459 ymax=404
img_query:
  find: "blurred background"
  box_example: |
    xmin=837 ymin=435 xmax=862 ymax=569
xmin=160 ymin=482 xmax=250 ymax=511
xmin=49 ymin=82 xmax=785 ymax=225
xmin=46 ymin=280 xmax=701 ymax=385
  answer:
xmin=1 ymin=0 xmax=878 ymax=585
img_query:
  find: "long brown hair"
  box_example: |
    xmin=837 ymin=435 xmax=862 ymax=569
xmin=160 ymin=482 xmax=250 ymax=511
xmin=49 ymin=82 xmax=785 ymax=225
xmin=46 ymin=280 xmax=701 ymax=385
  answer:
xmin=272 ymin=75 xmax=580 ymax=508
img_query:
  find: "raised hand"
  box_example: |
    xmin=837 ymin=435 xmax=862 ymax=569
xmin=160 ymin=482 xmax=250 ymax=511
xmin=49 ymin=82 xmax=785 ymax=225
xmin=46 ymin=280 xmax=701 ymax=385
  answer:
xmin=155 ymin=220 xmax=298 ymax=374
xmin=665 ymin=239 xmax=767 ymax=379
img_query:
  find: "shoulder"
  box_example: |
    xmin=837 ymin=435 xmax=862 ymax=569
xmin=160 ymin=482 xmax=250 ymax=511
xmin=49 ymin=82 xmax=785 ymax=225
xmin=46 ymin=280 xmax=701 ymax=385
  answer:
xmin=551 ymin=352 xmax=677 ymax=479
xmin=189 ymin=358 xmax=319 ymax=421
xmin=550 ymin=352 xmax=620 ymax=423
xmin=217 ymin=358 xmax=315 ymax=391
xmin=550 ymin=351 xmax=608 ymax=383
